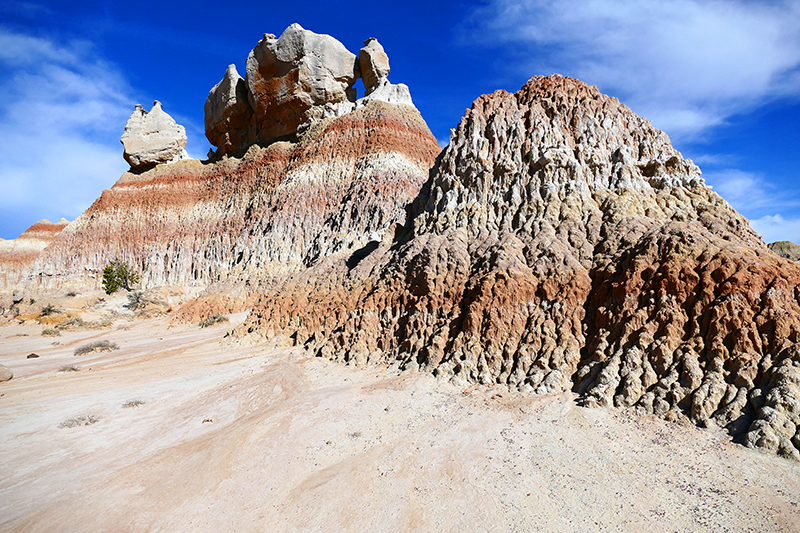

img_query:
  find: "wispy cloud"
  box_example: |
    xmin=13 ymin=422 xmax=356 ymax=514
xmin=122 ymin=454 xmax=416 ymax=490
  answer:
xmin=0 ymin=28 xmax=133 ymax=239
xmin=471 ymin=0 xmax=800 ymax=141
xmin=750 ymin=214 xmax=800 ymax=244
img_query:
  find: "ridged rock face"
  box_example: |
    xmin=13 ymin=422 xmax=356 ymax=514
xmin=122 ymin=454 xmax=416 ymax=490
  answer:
xmin=121 ymin=101 xmax=188 ymax=169
xmin=768 ymin=240 xmax=800 ymax=262
xmin=205 ymin=65 xmax=255 ymax=156
xmin=245 ymin=24 xmax=359 ymax=145
xmin=0 ymin=219 xmax=68 ymax=289
xmin=238 ymin=75 xmax=800 ymax=460
xmin=29 ymin=101 xmax=440 ymax=291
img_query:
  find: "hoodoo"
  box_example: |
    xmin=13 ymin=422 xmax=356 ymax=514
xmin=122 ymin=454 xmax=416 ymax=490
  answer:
xmin=22 ymin=26 xmax=440 ymax=296
xmin=238 ymin=75 xmax=800 ymax=460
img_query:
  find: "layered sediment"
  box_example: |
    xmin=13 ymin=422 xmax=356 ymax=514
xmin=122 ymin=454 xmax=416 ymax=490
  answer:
xmin=29 ymin=101 xmax=440 ymax=292
xmin=238 ymin=75 xmax=800 ymax=459
xmin=0 ymin=219 xmax=69 ymax=289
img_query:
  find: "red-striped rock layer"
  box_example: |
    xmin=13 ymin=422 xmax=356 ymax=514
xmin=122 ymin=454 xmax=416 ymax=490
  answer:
xmin=28 ymin=101 xmax=440 ymax=291
xmin=237 ymin=75 xmax=800 ymax=459
xmin=0 ymin=219 xmax=69 ymax=289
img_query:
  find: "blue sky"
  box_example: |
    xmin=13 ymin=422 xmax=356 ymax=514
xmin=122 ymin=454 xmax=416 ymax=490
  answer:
xmin=1 ymin=0 xmax=799 ymax=244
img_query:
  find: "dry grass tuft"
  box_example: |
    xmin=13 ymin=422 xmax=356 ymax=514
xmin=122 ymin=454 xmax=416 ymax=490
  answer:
xmin=74 ymin=340 xmax=119 ymax=356
xmin=122 ymin=399 xmax=145 ymax=408
xmin=58 ymin=415 xmax=99 ymax=428
xmin=199 ymin=314 xmax=229 ymax=328
xmin=59 ymin=365 xmax=80 ymax=372
xmin=42 ymin=328 xmax=61 ymax=337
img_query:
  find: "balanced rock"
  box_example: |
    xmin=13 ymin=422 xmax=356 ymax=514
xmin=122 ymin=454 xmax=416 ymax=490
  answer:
xmin=237 ymin=75 xmax=800 ymax=460
xmin=768 ymin=240 xmax=800 ymax=262
xmin=0 ymin=364 xmax=12 ymax=382
xmin=205 ymin=65 xmax=255 ymax=156
xmin=359 ymin=38 xmax=390 ymax=95
xmin=121 ymin=101 xmax=188 ymax=169
xmin=245 ymin=24 xmax=359 ymax=144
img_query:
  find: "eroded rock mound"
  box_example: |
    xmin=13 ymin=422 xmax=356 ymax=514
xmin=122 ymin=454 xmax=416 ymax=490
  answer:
xmin=30 ymin=101 xmax=440 ymax=294
xmin=121 ymin=101 xmax=188 ymax=169
xmin=238 ymin=75 xmax=800 ymax=460
xmin=0 ymin=219 xmax=69 ymax=289
xmin=768 ymin=240 xmax=800 ymax=262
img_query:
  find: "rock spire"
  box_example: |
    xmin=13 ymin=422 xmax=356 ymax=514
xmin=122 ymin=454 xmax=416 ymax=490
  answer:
xmin=205 ymin=24 xmax=416 ymax=155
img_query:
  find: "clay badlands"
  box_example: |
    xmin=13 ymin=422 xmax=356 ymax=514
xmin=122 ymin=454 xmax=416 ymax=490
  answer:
xmin=1 ymin=25 xmax=799 ymax=531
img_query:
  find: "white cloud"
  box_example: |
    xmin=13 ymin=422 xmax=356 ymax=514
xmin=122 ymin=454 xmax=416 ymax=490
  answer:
xmin=472 ymin=0 xmax=800 ymax=140
xmin=0 ymin=29 xmax=132 ymax=239
xmin=750 ymin=214 xmax=800 ymax=244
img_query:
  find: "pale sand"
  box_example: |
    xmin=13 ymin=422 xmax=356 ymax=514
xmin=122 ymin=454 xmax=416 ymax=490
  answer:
xmin=1 ymin=312 xmax=799 ymax=532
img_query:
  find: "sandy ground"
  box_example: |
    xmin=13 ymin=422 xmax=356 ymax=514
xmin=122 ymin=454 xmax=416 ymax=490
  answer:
xmin=1 ymin=311 xmax=799 ymax=532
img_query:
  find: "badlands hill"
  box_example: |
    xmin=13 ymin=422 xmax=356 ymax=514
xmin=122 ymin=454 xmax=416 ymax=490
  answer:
xmin=0 ymin=21 xmax=799 ymax=509
xmin=238 ymin=74 xmax=800 ymax=460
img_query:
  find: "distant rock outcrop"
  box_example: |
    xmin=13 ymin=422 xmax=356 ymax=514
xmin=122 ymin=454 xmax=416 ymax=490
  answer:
xmin=121 ymin=101 xmax=188 ymax=169
xmin=204 ymin=65 xmax=255 ymax=156
xmin=205 ymin=25 xmax=416 ymax=155
xmin=768 ymin=240 xmax=800 ymax=262
xmin=0 ymin=219 xmax=69 ymax=289
xmin=237 ymin=75 xmax=800 ymax=460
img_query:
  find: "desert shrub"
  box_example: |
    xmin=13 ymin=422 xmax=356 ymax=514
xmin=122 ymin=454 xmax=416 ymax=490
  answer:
xmin=122 ymin=399 xmax=145 ymax=408
xmin=125 ymin=291 xmax=148 ymax=310
xmin=65 ymin=291 xmax=78 ymax=297
xmin=58 ymin=415 xmax=99 ymax=428
xmin=199 ymin=314 xmax=229 ymax=328
xmin=58 ymin=365 xmax=80 ymax=372
xmin=102 ymin=260 xmax=140 ymax=294
xmin=56 ymin=317 xmax=86 ymax=330
xmin=74 ymin=339 xmax=119 ymax=356
xmin=42 ymin=328 xmax=61 ymax=337
xmin=40 ymin=304 xmax=60 ymax=316
xmin=29 ymin=298 xmax=35 ymax=305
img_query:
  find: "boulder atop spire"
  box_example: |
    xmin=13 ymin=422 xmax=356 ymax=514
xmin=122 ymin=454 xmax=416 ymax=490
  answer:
xmin=120 ymin=101 xmax=188 ymax=169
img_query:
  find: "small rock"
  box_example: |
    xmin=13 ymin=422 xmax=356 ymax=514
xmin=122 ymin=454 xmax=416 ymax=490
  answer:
xmin=0 ymin=364 xmax=13 ymax=382
xmin=27 ymin=353 xmax=39 ymax=359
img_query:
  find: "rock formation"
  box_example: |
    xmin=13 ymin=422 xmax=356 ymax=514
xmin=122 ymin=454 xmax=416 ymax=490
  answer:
xmin=205 ymin=26 xmax=415 ymax=155
xmin=359 ymin=38 xmax=390 ymax=95
xmin=245 ymin=24 xmax=359 ymax=145
xmin=29 ymin=101 xmax=440 ymax=292
xmin=768 ymin=240 xmax=800 ymax=262
xmin=121 ymin=101 xmax=188 ymax=169
xmin=205 ymin=65 xmax=255 ymax=156
xmin=237 ymin=75 xmax=800 ymax=460
xmin=0 ymin=219 xmax=69 ymax=289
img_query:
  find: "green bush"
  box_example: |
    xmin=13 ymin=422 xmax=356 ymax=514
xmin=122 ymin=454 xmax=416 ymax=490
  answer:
xmin=102 ymin=260 xmax=140 ymax=294
xmin=40 ymin=304 xmax=60 ymax=316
